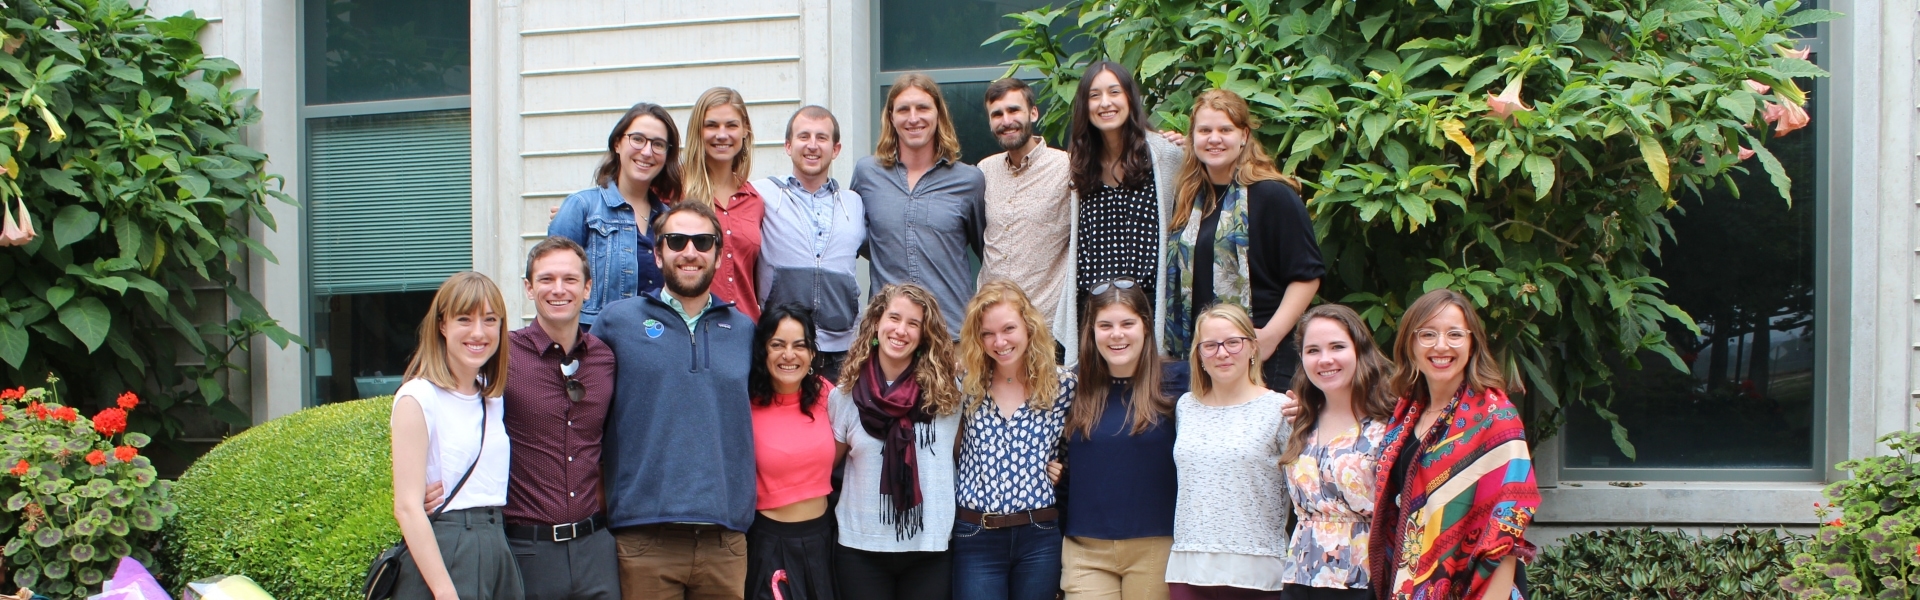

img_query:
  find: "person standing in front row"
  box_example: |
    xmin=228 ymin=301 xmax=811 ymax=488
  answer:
xmin=976 ymin=79 xmax=1076 ymax=356
xmin=1170 ymin=304 xmax=1290 ymax=599
xmin=684 ymin=87 xmax=767 ymax=321
xmin=829 ymin=284 xmax=964 ymax=600
xmin=952 ymin=281 xmax=1075 ymax=600
xmin=1162 ymin=88 xmax=1324 ymax=388
xmin=597 ymin=202 xmax=757 ymax=600
xmin=744 ymin=303 xmax=840 ymax=600
xmin=549 ymin=103 xmax=683 ymax=325
xmin=852 ymin=73 xmax=987 ymax=336
xmin=390 ymin=272 xmax=523 ymax=600
xmin=1065 ymin=60 xmax=1185 ymax=334
xmin=753 ymin=106 xmax=865 ymax=376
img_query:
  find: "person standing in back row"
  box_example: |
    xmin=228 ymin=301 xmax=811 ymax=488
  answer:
xmin=548 ymin=103 xmax=684 ymax=325
xmin=852 ymin=73 xmax=987 ymax=336
xmin=1065 ymin=61 xmax=1185 ymax=336
xmin=976 ymin=78 xmax=1076 ymax=354
xmin=685 ymin=87 xmax=767 ymax=321
xmin=754 ymin=106 xmax=865 ymax=375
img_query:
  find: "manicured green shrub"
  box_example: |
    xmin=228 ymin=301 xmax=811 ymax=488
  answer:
xmin=1532 ymin=527 xmax=1804 ymax=599
xmin=160 ymin=398 xmax=393 ymax=599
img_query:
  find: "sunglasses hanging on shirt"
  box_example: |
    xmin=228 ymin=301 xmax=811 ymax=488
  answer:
xmin=559 ymin=356 xmax=584 ymax=404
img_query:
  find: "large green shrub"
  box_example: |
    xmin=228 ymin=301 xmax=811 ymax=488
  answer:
xmin=0 ymin=0 xmax=298 ymax=436
xmin=1533 ymin=527 xmax=1804 ymax=599
xmin=1780 ymin=428 xmax=1920 ymax=599
xmin=161 ymin=398 xmax=393 ymax=599
xmin=992 ymin=0 xmax=1836 ymax=451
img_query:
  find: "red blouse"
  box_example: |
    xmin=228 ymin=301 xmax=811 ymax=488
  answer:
xmin=712 ymin=183 xmax=765 ymax=321
xmin=749 ymin=387 xmax=836 ymax=510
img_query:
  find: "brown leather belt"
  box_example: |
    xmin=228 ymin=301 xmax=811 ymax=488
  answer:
xmin=956 ymin=506 xmax=1059 ymax=529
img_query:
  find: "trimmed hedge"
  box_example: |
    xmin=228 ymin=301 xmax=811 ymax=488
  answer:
xmin=1531 ymin=527 xmax=1804 ymax=599
xmin=159 ymin=398 xmax=394 ymax=599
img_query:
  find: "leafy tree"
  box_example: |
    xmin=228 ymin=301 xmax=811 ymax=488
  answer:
xmin=0 ymin=0 xmax=297 ymax=443
xmin=992 ymin=0 xmax=1836 ymax=452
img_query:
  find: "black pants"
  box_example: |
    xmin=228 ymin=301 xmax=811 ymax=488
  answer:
xmin=818 ymin=351 xmax=848 ymax=382
xmin=746 ymin=513 xmax=837 ymax=600
xmin=507 ymin=526 xmax=620 ymax=600
xmin=1279 ymin=584 xmax=1371 ymax=600
xmin=832 ymin=544 xmax=950 ymax=600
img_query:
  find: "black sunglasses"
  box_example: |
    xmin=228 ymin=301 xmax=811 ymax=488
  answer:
xmin=560 ymin=356 xmax=584 ymax=404
xmin=1088 ymin=278 xmax=1138 ymax=296
xmin=661 ymin=233 xmax=719 ymax=252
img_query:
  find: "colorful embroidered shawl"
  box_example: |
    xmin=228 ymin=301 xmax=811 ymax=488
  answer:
xmin=1367 ymin=387 xmax=1539 ymax=600
xmin=1162 ymin=183 xmax=1251 ymax=359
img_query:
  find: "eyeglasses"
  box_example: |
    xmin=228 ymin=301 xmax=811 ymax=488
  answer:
xmin=1197 ymin=336 xmax=1251 ymax=357
xmin=559 ymin=356 xmax=585 ymax=404
xmin=661 ymin=233 xmax=719 ymax=252
xmin=1088 ymin=278 xmax=1138 ymax=296
xmin=1414 ymin=329 xmax=1471 ymax=348
xmin=624 ymin=133 xmax=670 ymax=153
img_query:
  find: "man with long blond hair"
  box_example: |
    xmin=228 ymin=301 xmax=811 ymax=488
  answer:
xmin=684 ymin=87 xmax=768 ymax=321
xmin=851 ymin=73 xmax=986 ymax=337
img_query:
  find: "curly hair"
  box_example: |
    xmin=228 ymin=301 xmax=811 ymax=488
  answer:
xmin=1281 ymin=304 xmax=1396 ymax=464
xmin=957 ymin=280 xmax=1061 ymax=413
xmin=836 ymin=283 xmax=961 ymax=416
xmin=750 ymin=303 xmax=827 ymax=420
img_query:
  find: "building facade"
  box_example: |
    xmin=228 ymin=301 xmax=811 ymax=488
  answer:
xmin=147 ymin=0 xmax=1916 ymax=535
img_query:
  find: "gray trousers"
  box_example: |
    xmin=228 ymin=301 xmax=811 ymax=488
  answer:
xmin=507 ymin=526 xmax=621 ymax=600
xmin=396 ymin=507 xmax=527 ymax=600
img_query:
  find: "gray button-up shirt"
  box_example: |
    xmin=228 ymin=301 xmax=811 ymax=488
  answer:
xmin=851 ymin=155 xmax=987 ymax=336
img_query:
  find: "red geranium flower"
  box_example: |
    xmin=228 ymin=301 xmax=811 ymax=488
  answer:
xmin=113 ymin=446 xmax=136 ymax=463
xmin=24 ymin=402 xmax=45 ymax=419
xmin=92 ymin=408 xmax=126 ymax=436
xmin=9 ymin=460 xmax=27 ymax=476
xmin=0 ymin=387 xmax=24 ymax=401
xmin=52 ymin=406 xmax=77 ymax=422
xmin=84 ymin=450 xmax=105 ymax=466
xmin=116 ymin=392 xmax=138 ymax=411
xmin=1828 ymin=518 xmax=1844 ymax=528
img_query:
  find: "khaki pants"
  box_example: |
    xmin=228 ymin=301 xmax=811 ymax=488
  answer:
xmin=1061 ymin=535 xmax=1173 ymax=600
xmin=615 ymin=524 xmax=748 ymax=600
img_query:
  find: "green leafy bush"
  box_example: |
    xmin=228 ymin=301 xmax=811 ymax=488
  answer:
xmin=992 ymin=0 xmax=1837 ymax=451
xmin=0 ymin=377 xmax=174 ymax=599
xmin=0 ymin=0 xmax=297 ymax=435
xmin=1533 ymin=527 xmax=1804 ymax=599
xmin=162 ymin=398 xmax=394 ymax=599
xmin=1780 ymin=429 xmax=1920 ymax=599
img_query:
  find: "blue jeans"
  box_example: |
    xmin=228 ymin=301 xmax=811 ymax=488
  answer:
xmin=950 ymin=518 xmax=1063 ymax=600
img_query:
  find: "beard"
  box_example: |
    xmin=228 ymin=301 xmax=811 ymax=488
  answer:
xmin=995 ymin=119 xmax=1034 ymax=151
xmin=664 ymin=260 xmax=717 ymax=299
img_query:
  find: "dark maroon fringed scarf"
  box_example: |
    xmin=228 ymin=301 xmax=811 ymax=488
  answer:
xmin=850 ymin=356 xmax=937 ymax=540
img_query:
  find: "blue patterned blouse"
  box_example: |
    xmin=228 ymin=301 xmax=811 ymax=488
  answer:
xmin=956 ymin=368 xmax=1077 ymax=513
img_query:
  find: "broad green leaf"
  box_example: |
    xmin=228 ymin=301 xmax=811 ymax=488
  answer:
xmin=1358 ymin=13 xmax=1390 ymax=42
xmin=1141 ymin=50 xmax=1180 ymax=78
xmin=0 ymin=322 xmax=25 ymax=369
xmin=38 ymin=169 xmax=82 ymax=198
xmin=104 ymin=66 xmax=142 ymax=85
xmin=1745 ymin=137 xmax=1793 ymax=206
xmin=1523 ymin=154 xmax=1556 ymax=195
xmin=45 ymin=285 xmax=72 ymax=310
xmin=1635 ymin=134 xmax=1670 ymax=192
xmin=51 ymin=206 xmax=101 ymax=249
xmin=1714 ymin=93 xmax=1755 ymax=119
xmin=57 ymin=297 xmax=110 ymax=353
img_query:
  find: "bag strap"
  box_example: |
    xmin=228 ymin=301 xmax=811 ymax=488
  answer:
xmin=431 ymin=396 xmax=487 ymax=517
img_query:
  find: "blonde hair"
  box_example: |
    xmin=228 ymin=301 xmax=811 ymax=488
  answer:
xmin=404 ymin=271 xmax=509 ymax=398
xmin=957 ymin=280 xmax=1061 ymax=413
xmin=836 ymin=283 xmax=962 ymax=417
xmin=874 ymin=73 xmax=962 ymax=168
xmin=1188 ymin=303 xmax=1264 ymax=398
xmin=682 ymin=87 xmax=754 ymax=208
xmin=1171 ymin=89 xmax=1299 ymax=232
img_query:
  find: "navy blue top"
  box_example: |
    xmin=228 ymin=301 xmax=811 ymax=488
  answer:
xmin=597 ymin=294 xmax=758 ymax=532
xmin=1061 ymin=367 xmax=1181 ymax=540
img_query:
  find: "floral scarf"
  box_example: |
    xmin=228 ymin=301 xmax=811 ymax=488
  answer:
xmin=850 ymin=356 xmax=935 ymax=540
xmin=1368 ymin=386 xmax=1539 ymax=600
xmin=1163 ymin=183 xmax=1252 ymax=359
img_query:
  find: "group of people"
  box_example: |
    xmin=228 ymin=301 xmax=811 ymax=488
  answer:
xmin=383 ymin=60 xmax=1542 ymax=600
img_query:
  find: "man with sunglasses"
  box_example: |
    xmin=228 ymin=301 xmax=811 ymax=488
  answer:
xmin=595 ymin=202 xmax=758 ymax=600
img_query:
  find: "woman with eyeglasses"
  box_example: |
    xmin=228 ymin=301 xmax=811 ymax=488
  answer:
xmin=1055 ymin=279 xmax=1181 ymax=600
xmin=1168 ymin=304 xmax=1289 ymax=599
xmin=1163 ymin=89 xmax=1323 ymax=390
xmin=1277 ymin=304 xmax=1395 ymax=600
xmin=745 ymin=302 xmax=840 ymax=600
xmin=829 ymin=283 xmax=964 ymax=600
xmin=549 ymin=103 xmax=684 ymax=326
xmin=389 ymin=272 xmax=523 ymax=600
xmin=684 ymin=87 xmax=768 ymax=320
xmin=1368 ymin=289 xmax=1538 ymax=600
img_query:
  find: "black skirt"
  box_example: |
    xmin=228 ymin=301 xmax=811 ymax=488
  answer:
xmin=746 ymin=511 xmax=837 ymax=600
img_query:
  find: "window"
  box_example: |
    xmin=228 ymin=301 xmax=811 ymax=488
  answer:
xmin=302 ymin=0 xmax=472 ymax=404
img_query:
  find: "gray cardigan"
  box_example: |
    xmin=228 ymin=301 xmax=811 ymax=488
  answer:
xmin=1058 ymin=134 xmax=1185 ymax=363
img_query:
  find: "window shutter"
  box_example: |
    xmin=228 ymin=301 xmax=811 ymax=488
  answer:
xmin=308 ymin=109 xmax=472 ymax=296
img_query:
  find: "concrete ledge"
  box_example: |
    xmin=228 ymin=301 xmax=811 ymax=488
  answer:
xmin=1538 ymin=481 xmax=1825 ymax=524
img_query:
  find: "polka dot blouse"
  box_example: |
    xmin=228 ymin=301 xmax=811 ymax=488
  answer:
xmin=1077 ymin=182 xmax=1160 ymax=298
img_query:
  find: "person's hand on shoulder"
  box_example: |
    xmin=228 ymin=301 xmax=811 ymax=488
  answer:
xmin=1280 ymin=390 xmax=1302 ymax=422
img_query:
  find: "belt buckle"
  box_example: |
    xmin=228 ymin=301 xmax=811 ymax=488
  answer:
xmin=981 ymin=511 xmax=1007 ymax=529
xmin=553 ymin=522 xmax=577 ymax=542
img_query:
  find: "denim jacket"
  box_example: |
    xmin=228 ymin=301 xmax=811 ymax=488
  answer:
xmin=548 ymin=183 xmax=667 ymax=324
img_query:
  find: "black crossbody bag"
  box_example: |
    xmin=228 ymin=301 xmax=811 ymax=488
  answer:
xmin=363 ymin=398 xmax=488 ymax=600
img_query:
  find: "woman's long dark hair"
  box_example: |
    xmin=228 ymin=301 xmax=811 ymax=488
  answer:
xmin=749 ymin=302 xmax=827 ymax=419
xmin=1066 ymin=281 xmax=1170 ymax=439
xmin=593 ymin=102 xmax=685 ymax=203
xmin=1068 ymin=61 xmax=1154 ymax=193
xmin=1282 ymin=304 xmax=1396 ymax=464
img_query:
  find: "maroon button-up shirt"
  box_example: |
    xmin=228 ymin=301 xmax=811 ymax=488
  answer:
xmin=502 ymin=323 xmax=616 ymax=525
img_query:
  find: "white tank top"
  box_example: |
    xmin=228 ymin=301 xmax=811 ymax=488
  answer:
xmin=395 ymin=378 xmax=511 ymax=511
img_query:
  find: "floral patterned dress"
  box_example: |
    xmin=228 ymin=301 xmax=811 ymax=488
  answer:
xmin=1281 ymin=419 xmax=1388 ymax=589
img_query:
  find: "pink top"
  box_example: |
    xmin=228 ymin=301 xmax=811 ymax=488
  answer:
xmin=713 ymin=183 xmax=765 ymax=321
xmin=750 ymin=387 xmax=836 ymax=510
